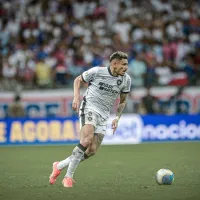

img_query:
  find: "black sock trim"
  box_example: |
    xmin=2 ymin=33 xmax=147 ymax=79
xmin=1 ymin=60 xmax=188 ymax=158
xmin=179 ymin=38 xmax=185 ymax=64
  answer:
xmin=84 ymin=153 xmax=89 ymax=159
xmin=77 ymin=143 xmax=87 ymax=152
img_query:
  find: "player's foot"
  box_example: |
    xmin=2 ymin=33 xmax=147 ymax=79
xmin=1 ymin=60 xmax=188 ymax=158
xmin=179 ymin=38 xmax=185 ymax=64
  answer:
xmin=49 ymin=161 xmax=61 ymax=185
xmin=62 ymin=177 xmax=75 ymax=188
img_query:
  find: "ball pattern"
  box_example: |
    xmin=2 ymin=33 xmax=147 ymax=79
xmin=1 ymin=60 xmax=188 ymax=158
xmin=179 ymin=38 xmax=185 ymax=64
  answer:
xmin=162 ymin=174 xmax=174 ymax=185
xmin=156 ymin=169 xmax=174 ymax=185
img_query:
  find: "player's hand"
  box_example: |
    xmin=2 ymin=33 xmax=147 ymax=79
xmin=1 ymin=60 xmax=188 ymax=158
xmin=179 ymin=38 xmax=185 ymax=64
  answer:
xmin=72 ymin=97 xmax=80 ymax=113
xmin=112 ymin=117 xmax=119 ymax=134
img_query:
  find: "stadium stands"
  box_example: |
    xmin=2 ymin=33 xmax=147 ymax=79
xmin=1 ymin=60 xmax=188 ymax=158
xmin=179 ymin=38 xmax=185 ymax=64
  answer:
xmin=0 ymin=0 xmax=200 ymax=116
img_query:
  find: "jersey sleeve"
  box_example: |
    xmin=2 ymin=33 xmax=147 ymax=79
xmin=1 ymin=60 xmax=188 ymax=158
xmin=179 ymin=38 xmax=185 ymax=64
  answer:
xmin=81 ymin=67 xmax=99 ymax=83
xmin=121 ymin=75 xmax=131 ymax=93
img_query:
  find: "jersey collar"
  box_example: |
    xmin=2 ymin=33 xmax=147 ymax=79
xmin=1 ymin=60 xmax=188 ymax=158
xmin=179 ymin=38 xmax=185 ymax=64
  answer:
xmin=108 ymin=66 xmax=118 ymax=77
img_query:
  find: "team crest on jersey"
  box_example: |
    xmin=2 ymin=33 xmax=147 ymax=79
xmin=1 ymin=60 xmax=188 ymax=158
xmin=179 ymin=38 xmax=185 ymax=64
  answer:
xmin=117 ymin=79 xmax=122 ymax=86
xmin=88 ymin=117 xmax=92 ymax=121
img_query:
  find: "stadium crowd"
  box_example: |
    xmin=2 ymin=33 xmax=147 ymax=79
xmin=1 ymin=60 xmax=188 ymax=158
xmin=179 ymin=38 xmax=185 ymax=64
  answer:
xmin=0 ymin=0 xmax=200 ymax=91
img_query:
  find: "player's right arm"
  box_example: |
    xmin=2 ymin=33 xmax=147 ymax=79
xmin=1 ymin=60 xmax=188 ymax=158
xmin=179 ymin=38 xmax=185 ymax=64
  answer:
xmin=72 ymin=75 xmax=85 ymax=112
xmin=72 ymin=67 xmax=99 ymax=112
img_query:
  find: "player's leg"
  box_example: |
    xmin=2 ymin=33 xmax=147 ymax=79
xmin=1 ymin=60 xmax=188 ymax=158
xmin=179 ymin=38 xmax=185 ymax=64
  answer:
xmin=49 ymin=124 xmax=94 ymax=186
xmin=62 ymin=124 xmax=94 ymax=187
xmin=82 ymin=115 xmax=106 ymax=160
xmin=57 ymin=155 xmax=73 ymax=170
xmin=55 ymin=133 xmax=104 ymax=174
xmin=49 ymin=131 xmax=97 ymax=186
xmin=81 ymin=133 xmax=104 ymax=161
xmin=49 ymin=109 xmax=98 ymax=187
xmin=55 ymin=132 xmax=104 ymax=173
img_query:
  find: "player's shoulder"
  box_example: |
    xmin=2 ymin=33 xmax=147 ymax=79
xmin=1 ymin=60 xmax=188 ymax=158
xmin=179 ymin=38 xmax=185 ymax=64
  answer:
xmin=96 ymin=66 xmax=107 ymax=71
xmin=123 ymin=72 xmax=131 ymax=81
xmin=88 ymin=66 xmax=105 ymax=72
xmin=122 ymin=73 xmax=131 ymax=86
xmin=92 ymin=66 xmax=108 ymax=74
xmin=84 ymin=66 xmax=100 ymax=76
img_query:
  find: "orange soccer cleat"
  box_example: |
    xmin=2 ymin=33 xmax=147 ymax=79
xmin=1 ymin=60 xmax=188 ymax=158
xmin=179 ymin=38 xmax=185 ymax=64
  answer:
xmin=49 ymin=162 xmax=61 ymax=185
xmin=62 ymin=177 xmax=75 ymax=188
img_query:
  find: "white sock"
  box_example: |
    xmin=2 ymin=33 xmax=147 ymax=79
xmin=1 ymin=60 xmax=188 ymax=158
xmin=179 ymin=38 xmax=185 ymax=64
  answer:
xmin=57 ymin=152 xmax=86 ymax=171
xmin=65 ymin=145 xmax=86 ymax=178
xmin=57 ymin=155 xmax=73 ymax=170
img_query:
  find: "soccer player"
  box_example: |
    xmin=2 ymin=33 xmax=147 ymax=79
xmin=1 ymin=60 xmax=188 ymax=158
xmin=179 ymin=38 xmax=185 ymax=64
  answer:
xmin=49 ymin=51 xmax=131 ymax=187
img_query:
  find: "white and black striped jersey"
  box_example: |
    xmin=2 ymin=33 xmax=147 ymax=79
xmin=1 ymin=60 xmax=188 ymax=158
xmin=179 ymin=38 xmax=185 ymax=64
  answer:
xmin=80 ymin=66 xmax=131 ymax=119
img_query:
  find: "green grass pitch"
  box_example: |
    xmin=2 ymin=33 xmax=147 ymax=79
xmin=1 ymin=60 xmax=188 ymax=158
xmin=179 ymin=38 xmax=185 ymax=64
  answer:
xmin=0 ymin=142 xmax=200 ymax=200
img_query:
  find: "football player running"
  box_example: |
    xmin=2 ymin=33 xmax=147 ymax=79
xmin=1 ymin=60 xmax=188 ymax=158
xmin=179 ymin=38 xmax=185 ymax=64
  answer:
xmin=49 ymin=51 xmax=131 ymax=187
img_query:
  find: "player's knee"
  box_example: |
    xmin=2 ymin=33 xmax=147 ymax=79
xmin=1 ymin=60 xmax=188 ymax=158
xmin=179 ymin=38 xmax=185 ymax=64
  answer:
xmin=81 ymin=136 xmax=93 ymax=147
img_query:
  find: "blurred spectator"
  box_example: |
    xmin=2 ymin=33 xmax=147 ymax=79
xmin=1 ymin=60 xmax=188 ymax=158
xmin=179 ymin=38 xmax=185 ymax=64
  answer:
xmin=0 ymin=53 xmax=3 ymax=91
xmin=128 ymin=54 xmax=147 ymax=87
xmin=183 ymin=56 xmax=196 ymax=85
xmin=0 ymin=0 xmax=199 ymax=91
xmin=144 ymin=64 xmax=158 ymax=87
xmin=16 ymin=59 xmax=35 ymax=89
xmin=170 ymin=87 xmax=189 ymax=114
xmin=140 ymin=87 xmax=157 ymax=114
xmin=35 ymin=58 xmax=52 ymax=88
xmin=2 ymin=58 xmax=17 ymax=90
xmin=155 ymin=62 xmax=172 ymax=86
xmin=8 ymin=94 xmax=25 ymax=118
xmin=53 ymin=59 xmax=71 ymax=87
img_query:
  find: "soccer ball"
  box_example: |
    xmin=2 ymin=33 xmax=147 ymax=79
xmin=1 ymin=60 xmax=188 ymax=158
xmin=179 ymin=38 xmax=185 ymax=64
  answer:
xmin=156 ymin=169 xmax=174 ymax=185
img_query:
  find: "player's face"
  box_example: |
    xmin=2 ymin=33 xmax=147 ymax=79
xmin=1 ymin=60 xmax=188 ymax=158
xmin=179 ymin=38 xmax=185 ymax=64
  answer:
xmin=114 ymin=59 xmax=128 ymax=76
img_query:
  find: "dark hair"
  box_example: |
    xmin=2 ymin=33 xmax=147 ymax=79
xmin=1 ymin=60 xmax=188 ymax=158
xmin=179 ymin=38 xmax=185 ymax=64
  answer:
xmin=109 ymin=51 xmax=128 ymax=62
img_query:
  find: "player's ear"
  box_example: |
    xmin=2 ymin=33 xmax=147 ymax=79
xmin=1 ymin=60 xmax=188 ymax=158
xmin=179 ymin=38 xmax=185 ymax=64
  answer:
xmin=112 ymin=61 xmax=116 ymax=69
xmin=113 ymin=59 xmax=118 ymax=66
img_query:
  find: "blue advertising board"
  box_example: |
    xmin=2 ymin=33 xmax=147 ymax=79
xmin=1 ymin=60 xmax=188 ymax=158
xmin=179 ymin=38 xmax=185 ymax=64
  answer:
xmin=0 ymin=117 xmax=80 ymax=145
xmin=141 ymin=115 xmax=200 ymax=141
xmin=0 ymin=115 xmax=200 ymax=146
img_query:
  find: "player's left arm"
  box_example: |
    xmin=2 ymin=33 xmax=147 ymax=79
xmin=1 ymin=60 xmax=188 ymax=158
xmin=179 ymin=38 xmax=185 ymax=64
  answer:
xmin=112 ymin=92 xmax=129 ymax=134
xmin=112 ymin=75 xmax=131 ymax=134
xmin=116 ymin=92 xmax=128 ymax=118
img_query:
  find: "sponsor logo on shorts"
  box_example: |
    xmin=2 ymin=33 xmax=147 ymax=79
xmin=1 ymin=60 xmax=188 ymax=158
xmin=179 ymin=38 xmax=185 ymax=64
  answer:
xmin=88 ymin=117 xmax=92 ymax=121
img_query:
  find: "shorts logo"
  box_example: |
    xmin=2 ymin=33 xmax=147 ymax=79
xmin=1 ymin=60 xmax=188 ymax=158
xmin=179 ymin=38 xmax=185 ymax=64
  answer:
xmin=117 ymin=80 xmax=122 ymax=86
xmin=88 ymin=117 xmax=92 ymax=121
xmin=88 ymin=112 xmax=92 ymax=116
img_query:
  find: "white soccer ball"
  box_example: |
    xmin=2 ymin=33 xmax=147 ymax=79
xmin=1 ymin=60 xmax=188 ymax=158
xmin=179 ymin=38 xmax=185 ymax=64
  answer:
xmin=156 ymin=169 xmax=174 ymax=185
